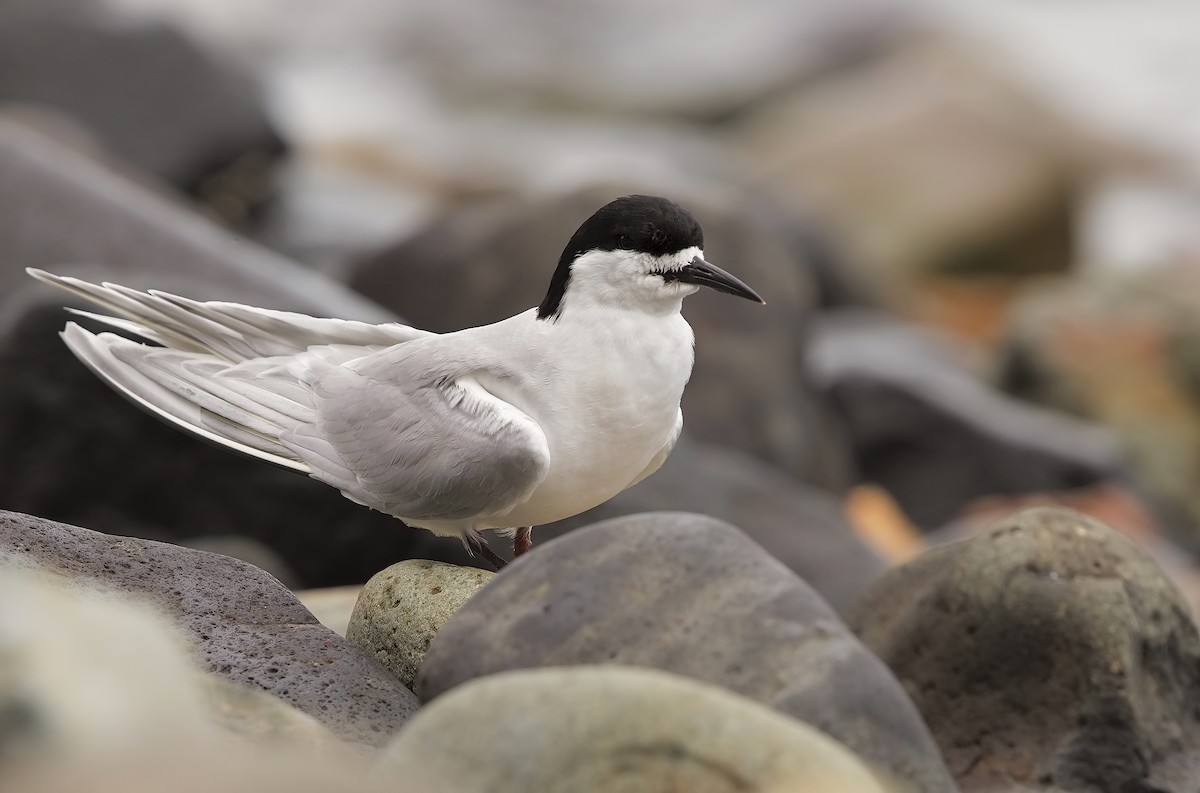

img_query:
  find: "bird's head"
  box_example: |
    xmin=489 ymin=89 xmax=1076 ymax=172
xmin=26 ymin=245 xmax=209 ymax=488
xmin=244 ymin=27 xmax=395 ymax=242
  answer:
xmin=537 ymin=195 xmax=764 ymax=320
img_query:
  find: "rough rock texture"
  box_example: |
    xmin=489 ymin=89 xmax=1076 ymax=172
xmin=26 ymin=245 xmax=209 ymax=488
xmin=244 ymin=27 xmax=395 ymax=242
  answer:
xmin=348 ymin=183 xmax=855 ymax=491
xmin=295 ymin=585 xmax=364 ymax=637
xmin=850 ymin=507 xmax=1200 ymax=792
xmin=0 ymin=510 xmax=419 ymax=746
xmin=0 ymin=8 xmax=284 ymax=220
xmin=347 ymin=560 xmax=493 ymax=689
xmin=541 ymin=436 xmax=885 ymax=614
xmin=418 ymin=512 xmax=955 ymax=793
xmin=808 ymin=312 xmax=1126 ymax=529
xmin=200 ymin=677 xmax=340 ymax=751
xmin=0 ymin=120 xmax=485 ymax=586
xmin=384 ymin=666 xmax=894 ymax=793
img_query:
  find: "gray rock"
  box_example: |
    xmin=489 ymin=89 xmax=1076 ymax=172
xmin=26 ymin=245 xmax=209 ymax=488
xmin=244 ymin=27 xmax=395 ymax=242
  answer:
xmin=0 ymin=120 xmax=485 ymax=587
xmin=418 ymin=512 xmax=955 ymax=793
xmin=541 ymin=435 xmax=885 ymax=615
xmin=383 ymin=666 xmax=894 ymax=793
xmin=295 ymin=585 xmax=364 ymax=638
xmin=807 ymin=312 xmax=1125 ymax=529
xmin=346 ymin=560 xmax=493 ymax=689
xmin=349 ymin=183 xmax=854 ymax=489
xmin=0 ymin=510 xmax=419 ymax=746
xmin=199 ymin=676 xmax=341 ymax=752
xmin=849 ymin=507 xmax=1200 ymax=792
xmin=0 ymin=9 xmax=284 ymax=221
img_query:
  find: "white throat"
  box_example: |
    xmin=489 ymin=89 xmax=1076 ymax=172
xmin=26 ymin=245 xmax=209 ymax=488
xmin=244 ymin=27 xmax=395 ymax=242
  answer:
xmin=558 ymin=246 xmax=703 ymax=316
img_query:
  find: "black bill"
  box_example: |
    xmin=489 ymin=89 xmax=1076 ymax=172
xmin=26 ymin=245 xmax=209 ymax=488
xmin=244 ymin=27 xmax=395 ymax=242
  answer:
xmin=660 ymin=257 xmax=765 ymax=304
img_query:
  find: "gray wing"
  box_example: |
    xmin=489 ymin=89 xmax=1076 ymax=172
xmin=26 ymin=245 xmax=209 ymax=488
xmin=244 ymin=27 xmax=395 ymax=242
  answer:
xmin=280 ymin=345 xmax=551 ymax=526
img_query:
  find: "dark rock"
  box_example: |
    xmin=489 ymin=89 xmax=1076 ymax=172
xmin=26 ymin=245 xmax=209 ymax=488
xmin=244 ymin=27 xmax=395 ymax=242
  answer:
xmin=0 ymin=510 xmax=419 ymax=746
xmin=808 ymin=312 xmax=1125 ymax=530
xmin=0 ymin=121 xmax=484 ymax=587
xmin=418 ymin=512 xmax=956 ymax=793
xmin=540 ymin=436 xmax=885 ymax=615
xmin=850 ymin=507 xmax=1200 ymax=792
xmin=349 ymin=184 xmax=855 ymax=490
xmin=0 ymin=10 xmax=284 ymax=222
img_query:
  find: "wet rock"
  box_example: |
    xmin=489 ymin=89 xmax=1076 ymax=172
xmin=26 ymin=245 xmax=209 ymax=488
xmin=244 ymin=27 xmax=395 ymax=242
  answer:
xmin=349 ymin=183 xmax=854 ymax=489
xmin=418 ymin=512 xmax=955 ymax=792
xmin=383 ymin=666 xmax=894 ymax=793
xmin=346 ymin=560 xmax=493 ymax=689
xmin=849 ymin=507 xmax=1200 ymax=792
xmin=0 ymin=120 xmax=484 ymax=587
xmin=0 ymin=510 xmax=420 ymax=746
xmin=808 ymin=311 xmax=1125 ymax=530
xmin=0 ymin=9 xmax=284 ymax=221
xmin=540 ymin=436 xmax=885 ymax=615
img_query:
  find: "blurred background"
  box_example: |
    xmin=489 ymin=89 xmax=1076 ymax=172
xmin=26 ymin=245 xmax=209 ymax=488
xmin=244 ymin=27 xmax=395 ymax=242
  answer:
xmin=3 ymin=0 xmax=1200 ymax=613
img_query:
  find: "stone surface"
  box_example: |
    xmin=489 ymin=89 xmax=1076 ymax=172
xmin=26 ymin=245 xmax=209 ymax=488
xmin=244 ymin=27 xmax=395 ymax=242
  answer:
xmin=0 ymin=120 xmax=486 ymax=587
xmin=540 ymin=436 xmax=885 ymax=615
xmin=997 ymin=268 xmax=1200 ymax=551
xmin=384 ymin=666 xmax=894 ymax=793
xmin=200 ymin=676 xmax=340 ymax=752
xmin=0 ymin=569 xmax=211 ymax=767
xmin=418 ymin=512 xmax=955 ymax=792
xmin=0 ymin=8 xmax=284 ymax=220
xmin=349 ymin=183 xmax=854 ymax=489
xmin=850 ymin=507 xmax=1200 ymax=792
xmin=0 ymin=510 xmax=419 ymax=746
xmin=807 ymin=312 xmax=1126 ymax=530
xmin=734 ymin=31 xmax=1091 ymax=304
xmin=347 ymin=560 xmax=493 ymax=689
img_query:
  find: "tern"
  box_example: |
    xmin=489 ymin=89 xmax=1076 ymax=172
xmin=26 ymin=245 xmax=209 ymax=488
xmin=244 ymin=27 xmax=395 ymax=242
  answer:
xmin=29 ymin=195 xmax=764 ymax=568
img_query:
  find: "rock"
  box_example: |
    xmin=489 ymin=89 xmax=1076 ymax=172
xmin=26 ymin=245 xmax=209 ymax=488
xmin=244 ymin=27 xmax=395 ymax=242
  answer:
xmin=418 ymin=512 xmax=955 ymax=792
xmin=199 ymin=676 xmax=341 ymax=752
xmin=383 ymin=666 xmax=895 ymax=793
xmin=540 ymin=436 xmax=885 ymax=615
xmin=10 ymin=745 xmax=409 ymax=793
xmin=808 ymin=311 xmax=1126 ymax=530
xmin=348 ymin=183 xmax=855 ymax=489
xmin=733 ymin=32 xmax=1094 ymax=308
xmin=346 ymin=560 xmax=493 ymax=689
xmin=849 ymin=507 xmax=1200 ymax=792
xmin=0 ymin=568 xmax=211 ymax=768
xmin=0 ymin=120 xmax=486 ymax=587
xmin=0 ymin=8 xmax=284 ymax=222
xmin=996 ymin=269 xmax=1200 ymax=551
xmin=295 ymin=585 xmax=364 ymax=637
xmin=0 ymin=510 xmax=420 ymax=746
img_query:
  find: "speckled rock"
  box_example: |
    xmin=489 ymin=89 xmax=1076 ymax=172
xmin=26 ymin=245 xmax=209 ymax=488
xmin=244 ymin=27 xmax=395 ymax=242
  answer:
xmin=383 ymin=666 xmax=895 ymax=793
xmin=200 ymin=677 xmax=341 ymax=752
xmin=295 ymin=585 xmax=364 ymax=637
xmin=0 ymin=510 xmax=419 ymax=746
xmin=850 ymin=507 xmax=1200 ymax=792
xmin=418 ymin=512 xmax=955 ymax=793
xmin=347 ymin=560 xmax=493 ymax=689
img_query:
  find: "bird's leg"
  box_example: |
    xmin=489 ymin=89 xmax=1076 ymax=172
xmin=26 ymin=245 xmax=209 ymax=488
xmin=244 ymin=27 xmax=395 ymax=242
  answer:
xmin=465 ymin=532 xmax=508 ymax=571
xmin=513 ymin=526 xmax=533 ymax=557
